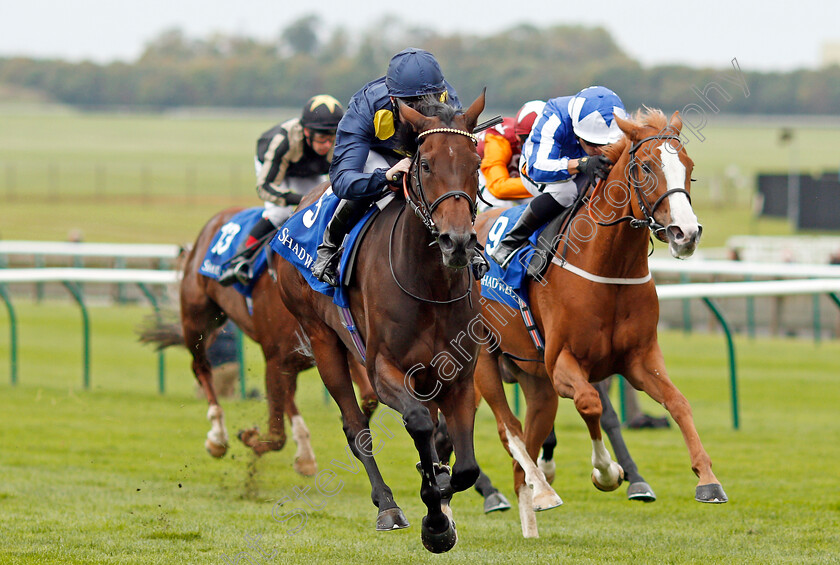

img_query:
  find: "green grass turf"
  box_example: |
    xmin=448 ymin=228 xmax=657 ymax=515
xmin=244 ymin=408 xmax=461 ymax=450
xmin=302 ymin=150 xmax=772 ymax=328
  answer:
xmin=1 ymin=301 xmax=839 ymax=563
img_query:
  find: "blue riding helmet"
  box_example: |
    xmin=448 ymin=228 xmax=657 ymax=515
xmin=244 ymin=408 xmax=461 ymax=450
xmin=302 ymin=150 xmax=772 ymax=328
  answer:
xmin=568 ymin=86 xmax=627 ymax=145
xmin=385 ymin=48 xmax=447 ymax=98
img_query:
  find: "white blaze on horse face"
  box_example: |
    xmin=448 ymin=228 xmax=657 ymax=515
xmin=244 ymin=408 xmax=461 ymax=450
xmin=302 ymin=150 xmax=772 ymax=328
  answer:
xmin=658 ymin=143 xmax=700 ymax=255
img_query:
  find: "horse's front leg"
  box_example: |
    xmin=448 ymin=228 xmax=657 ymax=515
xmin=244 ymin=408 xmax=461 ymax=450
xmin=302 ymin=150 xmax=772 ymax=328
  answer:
xmin=551 ymin=351 xmax=624 ymax=492
xmin=595 ymin=378 xmax=656 ymax=502
xmin=238 ymin=347 xmax=291 ymax=458
xmin=374 ymin=356 xmax=458 ymax=554
xmin=625 ymin=344 xmax=727 ymax=503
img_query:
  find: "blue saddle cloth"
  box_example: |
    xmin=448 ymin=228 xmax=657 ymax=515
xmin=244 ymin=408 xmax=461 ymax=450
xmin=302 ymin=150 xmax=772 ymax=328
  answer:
xmin=480 ymin=205 xmax=549 ymax=310
xmin=269 ymin=189 xmax=379 ymax=308
xmin=198 ymin=207 xmax=269 ymax=298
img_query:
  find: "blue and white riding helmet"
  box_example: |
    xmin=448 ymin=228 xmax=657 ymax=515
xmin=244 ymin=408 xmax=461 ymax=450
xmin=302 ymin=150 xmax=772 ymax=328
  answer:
xmin=385 ymin=48 xmax=447 ymax=98
xmin=568 ymin=86 xmax=628 ymax=145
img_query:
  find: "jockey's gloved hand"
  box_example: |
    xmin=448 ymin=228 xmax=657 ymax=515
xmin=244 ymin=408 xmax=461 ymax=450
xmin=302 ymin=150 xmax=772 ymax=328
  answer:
xmin=281 ymin=192 xmax=303 ymax=205
xmin=577 ymin=155 xmax=613 ymax=184
xmin=470 ymin=249 xmax=489 ymax=280
xmin=386 ymin=158 xmax=412 ymax=190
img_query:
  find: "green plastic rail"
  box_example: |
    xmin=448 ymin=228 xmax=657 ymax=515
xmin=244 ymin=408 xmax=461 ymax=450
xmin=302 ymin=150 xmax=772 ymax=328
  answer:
xmin=701 ymin=297 xmax=739 ymax=430
xmin=0 ymin=284 xmax=17 ymax=385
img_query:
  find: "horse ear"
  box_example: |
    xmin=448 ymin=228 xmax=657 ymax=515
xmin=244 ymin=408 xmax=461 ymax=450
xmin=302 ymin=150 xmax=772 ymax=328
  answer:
xmin=396 ymin=100 xmax=430 ymax=133
xmin=614 ymin=113 xmax=642 ymax=140
xmin=464 ymin=88 xmax=486 ymax=132
xmin=668 ymin=111 xmax=683 ymax=134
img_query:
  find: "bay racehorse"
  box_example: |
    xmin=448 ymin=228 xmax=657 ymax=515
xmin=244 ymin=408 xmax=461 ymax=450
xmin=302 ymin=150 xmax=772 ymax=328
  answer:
xmin=141 ymin=207 xmax=378 ymax=475
xmin=274 ymin=94 xmax=486 ymax=553
xmin=474 ymin=108 xmax=727 ymax=538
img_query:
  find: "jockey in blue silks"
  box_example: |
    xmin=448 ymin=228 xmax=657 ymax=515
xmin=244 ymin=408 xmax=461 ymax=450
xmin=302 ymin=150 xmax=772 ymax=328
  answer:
xmin=489 ymin=86 xmax=628 ymax=268
xmin=310 ymin=47 xmax=461 ymax=287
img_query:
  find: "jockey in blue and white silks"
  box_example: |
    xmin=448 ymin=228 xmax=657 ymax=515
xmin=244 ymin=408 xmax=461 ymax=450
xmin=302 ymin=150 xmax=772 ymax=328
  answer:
xmin=310 ymin=47 xmax=462 ymax=286
xmin=488 ymin=86 xmax=628 ymax=269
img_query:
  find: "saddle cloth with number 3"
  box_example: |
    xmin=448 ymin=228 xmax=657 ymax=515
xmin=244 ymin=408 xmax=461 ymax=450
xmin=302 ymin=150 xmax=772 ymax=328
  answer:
xmin=269 ymin=187 xmax=385 ymax=308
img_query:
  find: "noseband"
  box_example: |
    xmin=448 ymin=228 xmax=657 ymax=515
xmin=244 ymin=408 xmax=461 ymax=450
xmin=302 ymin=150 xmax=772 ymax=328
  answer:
xmin=597 ymin=134 xmax=692 ymax=242
xmin=405 ymin=127 xmax=478 ymax=237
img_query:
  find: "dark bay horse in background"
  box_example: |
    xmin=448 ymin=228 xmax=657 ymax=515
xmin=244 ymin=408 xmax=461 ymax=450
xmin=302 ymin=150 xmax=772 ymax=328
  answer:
xmin=275 ymin=94 xmax=486 ymax=553
xmin=474 ymin=109 xmax=727 ymax=537
xmin=141 ymin=207 xmax=377 ymax=475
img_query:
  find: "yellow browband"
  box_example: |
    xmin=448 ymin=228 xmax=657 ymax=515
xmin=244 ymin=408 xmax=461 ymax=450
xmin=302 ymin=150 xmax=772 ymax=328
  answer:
xmin=416 ymin=127 xmax=477 ymax=143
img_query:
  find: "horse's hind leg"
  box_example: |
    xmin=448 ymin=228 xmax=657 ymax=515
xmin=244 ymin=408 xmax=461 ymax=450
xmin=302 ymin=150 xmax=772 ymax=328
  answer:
xmin=475 ymin=353 xmax=561 ymax=538
xmin=349 ymin=357 xmax=378 ymax=420
xmin=538 ymin=427 xmax=557 ymax=484
xmin=310 ymin=334 xmax=409 ymax=532
xmin=626 ymin=345 xmax=727 ymax=503
xmin=285 ymin=370 xmax=317 ymax=476
xmin=434 ymin=414 xmax=510 ymax=514
xmin=181 ymin=295 xmax=228 ymax=457
xmin=596 ymin=378 xmax=656 ymax=502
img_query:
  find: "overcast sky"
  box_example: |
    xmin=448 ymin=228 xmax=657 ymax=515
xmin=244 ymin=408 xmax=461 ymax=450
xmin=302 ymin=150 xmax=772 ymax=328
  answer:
xmin=0 ymin=0 xmax=837 ymax=72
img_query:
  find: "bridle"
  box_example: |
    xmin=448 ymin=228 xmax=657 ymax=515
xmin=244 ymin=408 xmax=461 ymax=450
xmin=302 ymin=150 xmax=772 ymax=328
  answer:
xmin=387 ymin=126 xmax=479 ymax=305
xmin=404 ymin=127 xmax=478 ymax=237
xmin=595 ymin=134 xmax=692 ymax=243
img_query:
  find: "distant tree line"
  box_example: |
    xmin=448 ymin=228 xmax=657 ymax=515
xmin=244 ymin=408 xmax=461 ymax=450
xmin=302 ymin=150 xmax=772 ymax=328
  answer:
xmin=1 ymin=16 xmax=839 ymax=115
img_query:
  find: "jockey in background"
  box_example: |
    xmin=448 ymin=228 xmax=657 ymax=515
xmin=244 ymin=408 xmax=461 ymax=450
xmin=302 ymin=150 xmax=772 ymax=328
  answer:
xmin=310 ymin=47 xmax=462 ymax=287
xmin=489 ymin=86 xmax=627 ymax=268
xmin=219 ymin=94 xmax=344 ymax=285
xmin=477 ymin=100 xmax=545 ymax=211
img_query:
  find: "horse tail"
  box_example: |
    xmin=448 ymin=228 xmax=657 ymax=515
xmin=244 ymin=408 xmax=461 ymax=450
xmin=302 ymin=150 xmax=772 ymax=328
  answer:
xmin=136 ymin=311 xmax=185 ymax=351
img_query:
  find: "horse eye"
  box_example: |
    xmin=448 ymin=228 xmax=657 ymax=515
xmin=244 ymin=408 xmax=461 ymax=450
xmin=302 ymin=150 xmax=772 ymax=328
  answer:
xmin=420 ymin=160 xmax=431 ymax=173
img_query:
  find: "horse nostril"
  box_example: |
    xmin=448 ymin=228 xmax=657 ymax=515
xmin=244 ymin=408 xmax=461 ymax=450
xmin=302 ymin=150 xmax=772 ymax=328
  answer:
xmin=669 ymin=225 xmax=685 ymax=243
xmin=438 ymin=234 xmax=454 ymax=252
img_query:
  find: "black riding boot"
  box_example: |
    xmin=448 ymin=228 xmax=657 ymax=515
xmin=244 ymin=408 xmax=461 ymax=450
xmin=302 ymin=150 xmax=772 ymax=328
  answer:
xmin=489 ymin=193 xmax=566 ymax=269
xmin=218 ymin=217 xmax=276 ymax=286
xmin=311 ymin=198 xmax=370 ymax=286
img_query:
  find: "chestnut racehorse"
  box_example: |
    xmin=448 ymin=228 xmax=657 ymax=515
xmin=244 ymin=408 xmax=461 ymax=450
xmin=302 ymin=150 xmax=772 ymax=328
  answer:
xmin=274 ymin=94 xmax=486 ymax=553
xmin=142 ymin=207 xmax=377 ymax=475
xmin=475 ymin=108 xmax=726 ymax=538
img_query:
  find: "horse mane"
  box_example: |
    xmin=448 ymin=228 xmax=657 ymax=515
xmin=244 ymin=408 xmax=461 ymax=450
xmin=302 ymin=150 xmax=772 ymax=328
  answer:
xmin=601 ymin=106 xmax=670 ymax=163
xmin=394 ymin=95 xmax=460 ymax=155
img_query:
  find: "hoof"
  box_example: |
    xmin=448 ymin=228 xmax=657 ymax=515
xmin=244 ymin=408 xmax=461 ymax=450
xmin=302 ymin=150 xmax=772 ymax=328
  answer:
xmin=483 ymin=491 xmax=511 ymax=513
xmin=592 ymin=462 xmax=625 ymax=492
xmin=533 ymin=487 xmax=563 ymax=512
xmin=421 ymin=515 xmax=457 ymax=554
xmin=376 ymin=507 xmax=410 ymax=531
xmin=538 ymin=457 xmax=556 ymax=485
xmin=695 ymin=483 xmax=728 ymax=503
xmin=204 ymin=439 xmax=227 ymax=458
xmin=293 ymin=457 xmax=318 ymax=477
xmin=237 ymin=428 xmax=258 ymax=445
xmin=627 ymin=481 xmax=657 ymax=502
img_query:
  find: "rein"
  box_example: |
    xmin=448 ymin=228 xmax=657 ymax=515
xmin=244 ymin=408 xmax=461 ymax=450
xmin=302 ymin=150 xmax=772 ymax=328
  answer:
xmin=388 ymin=205 xmax=472 ymax=304
xmin=386 ymin=125 xmax=478 ymax=305
xmin=593 ymin=134 xmax=691 ymax=242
